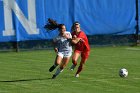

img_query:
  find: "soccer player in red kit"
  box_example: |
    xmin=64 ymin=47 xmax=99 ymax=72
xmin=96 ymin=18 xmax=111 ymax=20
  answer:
xmin=70 ymin=22 xmax=90 ymax=77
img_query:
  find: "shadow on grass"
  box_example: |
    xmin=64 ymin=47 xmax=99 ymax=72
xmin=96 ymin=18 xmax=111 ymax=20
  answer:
xmin=0 ymin=78 xmax=52 ymax=82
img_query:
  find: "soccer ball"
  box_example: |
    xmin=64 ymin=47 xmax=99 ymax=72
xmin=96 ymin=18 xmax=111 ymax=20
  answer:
xmin=119 ymin=68 xmax=128 ymax=77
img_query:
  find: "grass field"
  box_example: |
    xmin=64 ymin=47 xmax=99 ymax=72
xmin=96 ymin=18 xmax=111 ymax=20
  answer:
xmin=0 ymin=46 xmax=140 ymax=93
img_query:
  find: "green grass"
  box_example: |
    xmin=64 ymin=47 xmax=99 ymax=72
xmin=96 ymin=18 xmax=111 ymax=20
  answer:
xmin=0 ymin=46 xmax=140 ymax=93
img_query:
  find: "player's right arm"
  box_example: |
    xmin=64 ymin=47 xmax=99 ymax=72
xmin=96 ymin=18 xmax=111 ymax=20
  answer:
xmin=71 ymin=38 xmax=82 ymax=44
xmin=71 ymin=32 xmax=86 ymax=44
xmin=53 ymin=37 xmax=58 ymax=53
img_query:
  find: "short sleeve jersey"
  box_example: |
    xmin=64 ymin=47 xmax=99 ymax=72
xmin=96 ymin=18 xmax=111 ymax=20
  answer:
xmin=53 ymin=31 xmax=72 ymax=52
xmin=72 ymin=31 xmax=90 ymax=51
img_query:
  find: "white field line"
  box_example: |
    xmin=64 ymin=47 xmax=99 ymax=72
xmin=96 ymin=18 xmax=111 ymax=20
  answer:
xmin=0 ymin=56 xmax=49 ymax=63
xmin=0 ymin=67 xmax=42 ymax=73
xmin=86 ymin=78 xmax=140 ymax=89
xmin=126 ymin=48 xmax=140 ymax=51
xmin=71 ymin=78 xmax=139 ymax=91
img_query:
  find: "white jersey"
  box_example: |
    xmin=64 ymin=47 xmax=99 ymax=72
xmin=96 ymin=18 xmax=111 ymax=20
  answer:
xmin=53 ymin=31 xmax=72 ymax=52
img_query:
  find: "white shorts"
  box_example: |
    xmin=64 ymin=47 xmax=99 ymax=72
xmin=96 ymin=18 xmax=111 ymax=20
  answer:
xmin=57 ymin=51 xmax=72 ymax=58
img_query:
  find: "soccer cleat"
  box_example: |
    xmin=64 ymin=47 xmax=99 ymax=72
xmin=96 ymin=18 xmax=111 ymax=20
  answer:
xmin=52 ymin=75 xmax=57 ymax=79
xmin=70 ymin=64 xmax=76 ymax=71
xmin=75 ymin=74 xmax=79 ymax=78
xmin=49 ymin=65 xmax=56 ymax=72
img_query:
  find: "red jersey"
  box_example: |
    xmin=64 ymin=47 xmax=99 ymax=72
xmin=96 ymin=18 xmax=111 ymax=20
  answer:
xmin=72 ymin=31 xmax=90 ymax=51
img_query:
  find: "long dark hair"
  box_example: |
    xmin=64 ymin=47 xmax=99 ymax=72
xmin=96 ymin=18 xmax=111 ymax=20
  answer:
xmin=44 ymin=18 xmax=65 ymax=31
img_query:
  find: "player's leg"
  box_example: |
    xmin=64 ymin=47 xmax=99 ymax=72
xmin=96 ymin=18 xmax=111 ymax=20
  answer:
xmin=75 ymin=51 xmax=90 ymax=77
xmin=49 ymin=52 xmax=63 ymax=72
xmin=75 ymin=58 xmax=87 ymax=77
xmin=52 ymin=57 xmax=71 ymax=79
xmin=52 ymin=52 xmax=71 ymax=79
xmin=70 ymin=50 xmax=81 ymax=70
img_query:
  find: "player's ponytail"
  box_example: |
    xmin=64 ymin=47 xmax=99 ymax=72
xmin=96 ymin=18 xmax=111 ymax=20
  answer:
xmin=44 ymin=18 xmax=59 ymax=31
xmin=44 ymin=18 xmax=65 ymax=32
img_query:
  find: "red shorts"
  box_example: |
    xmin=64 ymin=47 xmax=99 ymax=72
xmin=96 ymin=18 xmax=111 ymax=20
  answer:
xmin=74 ymin=50 xmax=90 ymax=60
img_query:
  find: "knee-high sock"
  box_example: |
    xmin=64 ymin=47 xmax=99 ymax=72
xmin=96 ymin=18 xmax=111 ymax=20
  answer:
xmin=76 ymin=65 xmax=83 ymax=74
xmin=54 ymin=68 xmax=63 ymax=76
xmin=72 ymin=60 xmax=77 ymax=66
xmin=53 ymin=64 xmax=58 ymax=67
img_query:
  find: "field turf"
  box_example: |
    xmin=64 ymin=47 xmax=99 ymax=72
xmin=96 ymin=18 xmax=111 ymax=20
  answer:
xmin=0 ymin=46 xmax=140 ymax=93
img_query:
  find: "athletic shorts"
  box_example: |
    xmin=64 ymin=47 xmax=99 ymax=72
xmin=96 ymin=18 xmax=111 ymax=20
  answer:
xmin=57 ymin=51 xmax=72 ymax=58
xmin=74 ymin=50 xmax=90 ymax=59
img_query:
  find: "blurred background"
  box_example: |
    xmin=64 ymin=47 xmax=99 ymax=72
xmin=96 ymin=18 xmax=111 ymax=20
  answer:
xmin=0 ymin=0 xmax=140 ymax=51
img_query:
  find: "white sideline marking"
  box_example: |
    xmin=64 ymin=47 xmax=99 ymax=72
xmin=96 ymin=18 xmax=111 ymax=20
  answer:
xmin=133 ymin=77 xmax=140 ymax=80
xmin=72 ymin=81 xmax=79 ymax=82
xmin=87 ymin=78 xmax=139 ymax=89
xmin=126 ymin=48 xmax=140 ymax=51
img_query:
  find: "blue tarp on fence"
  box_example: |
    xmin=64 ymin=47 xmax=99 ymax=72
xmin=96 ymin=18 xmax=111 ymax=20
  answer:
xmin=0 ymin=0 xmax=139 ymax=42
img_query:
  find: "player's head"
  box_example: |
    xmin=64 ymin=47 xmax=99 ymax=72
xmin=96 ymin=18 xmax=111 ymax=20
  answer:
xmin=74 ymin=21 xmax=80 ymax=26
xmin=58 ymin=24 xmax=66 ymax=34
xmin=73 ymin=22 xmax=81 ymax=33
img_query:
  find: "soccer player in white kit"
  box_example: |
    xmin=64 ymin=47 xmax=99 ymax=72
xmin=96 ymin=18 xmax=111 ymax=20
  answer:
xmin=44 ymin=19 xmax=72 ymax=79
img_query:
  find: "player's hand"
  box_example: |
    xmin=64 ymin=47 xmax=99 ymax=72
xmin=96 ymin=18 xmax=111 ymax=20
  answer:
xmin=73 ymin=35 xmax=77 ymax=38
xmin=54 ymin=48 xmax=58 ymax=53
xmin=79 ymin=38 xmax=85 ymax=42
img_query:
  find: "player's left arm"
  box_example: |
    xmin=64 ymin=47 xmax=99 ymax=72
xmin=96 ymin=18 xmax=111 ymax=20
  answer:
xmin=64 ymin=32 xmax=72 ymax=39
xmin=64 ymin=32 xmax=73 ymax=43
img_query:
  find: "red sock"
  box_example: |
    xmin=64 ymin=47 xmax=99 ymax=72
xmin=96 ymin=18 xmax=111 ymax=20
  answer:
xmin=76 ymin=65 xmax=83 ymax=74
xmin=72 ymin=60 xmax=77 ymax=66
